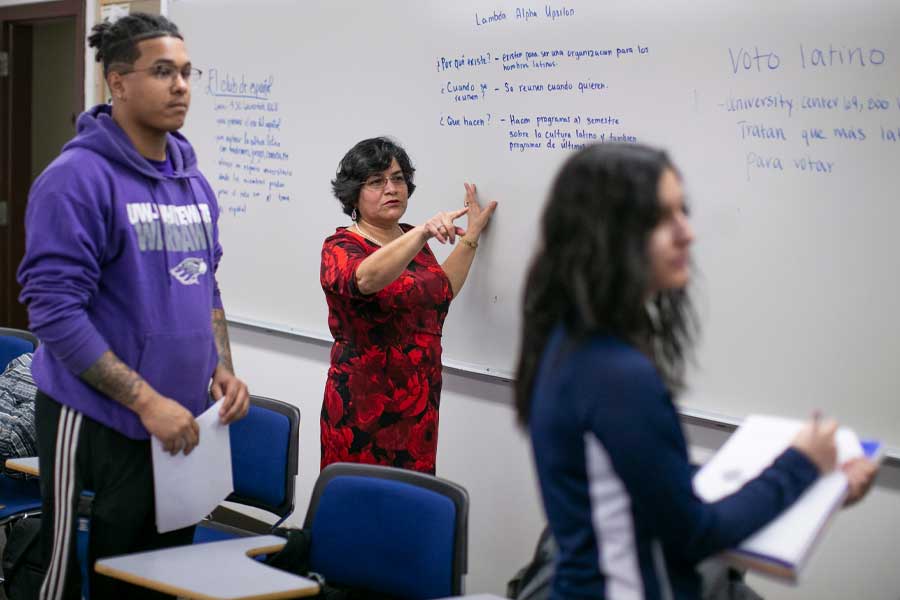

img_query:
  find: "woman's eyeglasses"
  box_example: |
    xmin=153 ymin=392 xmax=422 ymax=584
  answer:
xmin=363 ymin=173 xmax=407 ymax=190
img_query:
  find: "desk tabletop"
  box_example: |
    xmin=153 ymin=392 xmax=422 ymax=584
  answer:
xmin=5 ymin=456 xmax=39 ymax=477
xmin=95 ymin=534 xmax=319 ymax=600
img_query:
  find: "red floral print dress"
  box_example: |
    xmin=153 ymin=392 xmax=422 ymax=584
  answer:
xmin=319 ymin=225 xmax=452 ymax=474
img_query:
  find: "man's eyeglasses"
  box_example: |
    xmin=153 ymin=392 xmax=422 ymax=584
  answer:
xmin=122 ymin=64 xmax=202 ymax=84
xmin=363 ymin=173 xmax=407 ymax=190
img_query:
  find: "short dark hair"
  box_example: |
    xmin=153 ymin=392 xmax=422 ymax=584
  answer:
xmin=331 ymin=137 xmax=417 ymax=218
xmin=88 ymin=13 xmax=183 ymax=76
xmin=514 ymin=142 xmax=697 ymax=425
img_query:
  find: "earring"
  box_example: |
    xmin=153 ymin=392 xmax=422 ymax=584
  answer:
xmin=351 ymin=207 xmax=357 ymax=221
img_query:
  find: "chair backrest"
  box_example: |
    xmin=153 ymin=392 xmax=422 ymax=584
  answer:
xmin=303 ymin=463 xmax=469 ymax=599
xmin=227 ymin=395 xmax=300 ymax=525
xmin=0 ymin=328 xmax=38 ymax=371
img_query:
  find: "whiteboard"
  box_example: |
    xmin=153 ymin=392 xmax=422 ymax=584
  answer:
xmin=170 ymin=0 xmax=900 ymax=449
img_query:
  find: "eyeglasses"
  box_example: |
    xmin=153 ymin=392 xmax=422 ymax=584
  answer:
xmin=121 ymin=64 xmax=202 ymax=84
xmin=363 ymin=173 xmax=407 ymax=190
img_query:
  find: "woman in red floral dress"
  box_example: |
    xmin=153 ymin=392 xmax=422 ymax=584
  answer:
xmin=320 ymin=137 xmax=497 ymax=474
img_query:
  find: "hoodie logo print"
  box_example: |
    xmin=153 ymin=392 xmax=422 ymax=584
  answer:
xmin=126 ymin=202 xmax=214 ymax=253
xmin=170 ymin=257 xmax=208 ymax=285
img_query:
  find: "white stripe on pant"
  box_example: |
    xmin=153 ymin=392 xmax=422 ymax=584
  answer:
xmin=40 ymin=406 xmax=83 ymax=600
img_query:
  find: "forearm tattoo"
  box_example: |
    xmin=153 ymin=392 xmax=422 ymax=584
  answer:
xmin=212 ymin=308 xmax=234 ymax=373
xmin=80 ymin=351 xmax=146 ymax=407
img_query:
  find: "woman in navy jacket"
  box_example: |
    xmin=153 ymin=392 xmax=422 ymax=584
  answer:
xmin=514 ymin=143 xmax=876 ymax=600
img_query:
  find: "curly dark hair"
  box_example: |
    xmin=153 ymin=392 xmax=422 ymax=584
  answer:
xmin=514 ymin=142 xmax=697 ymax=425
xmin=331 ymin=137 xmax=417 ymax=219
xmin=88 ymin=13 xmax=182 ymax=76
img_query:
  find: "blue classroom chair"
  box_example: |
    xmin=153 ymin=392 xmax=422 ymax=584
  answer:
xmin=303 ymin=463 xmax=470 ymax=599
xmin=193 ymin=395 xmax=300 ymax=543
xmin=0 ymin=328 xmax=38 ymax=372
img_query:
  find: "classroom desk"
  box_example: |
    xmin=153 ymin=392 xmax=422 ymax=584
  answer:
xmin=95 ymin=534 xmax=319 ymax=600
xmin=5 ymin=456 xmax=39 ymax=477
xmin=8 ymin=458 xmax=316 ymax=598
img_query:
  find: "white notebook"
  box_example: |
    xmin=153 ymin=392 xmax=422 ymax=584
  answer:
xmin=692 ymin=415 xmax=882 ymax=581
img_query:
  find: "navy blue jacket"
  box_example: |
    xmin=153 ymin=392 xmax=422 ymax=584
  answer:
xmin=529 ymin=328 xmax=818 ymax=599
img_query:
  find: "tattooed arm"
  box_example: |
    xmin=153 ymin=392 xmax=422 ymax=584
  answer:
xmin=210 ymin=309 xmax=250 ymax=424
xmin=212 ymin=308 xmax=234 ymax=374
xmin=80 ymin=351 xmax=147 ymax=408
xmin=80 ymin=351 xmax=199 ymax=455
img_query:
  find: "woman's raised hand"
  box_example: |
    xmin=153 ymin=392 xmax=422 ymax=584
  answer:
xmin=462 ymin=183 xmax=498 ymax=240
xmin=423 ymin=207 xmax=468 ymax=244
xmin=419 ymin=183 xmax=497 ymax=245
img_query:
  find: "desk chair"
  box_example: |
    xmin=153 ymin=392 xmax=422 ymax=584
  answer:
xmin=0 ymin=475 xmax=41 ymax=522
xmin=194 ymin=395 xmax=300 ymax=543
xmin=304 ymin=463 xmax=470 ymax=599
xmin=0 ymin=327 xmax=38 ymax=371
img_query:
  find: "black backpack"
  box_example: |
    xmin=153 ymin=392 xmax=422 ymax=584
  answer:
xmin=507 ymin=526 xmax=556 ymax=600
xmin=2 ymin=516 xmax=45 ymax=600
xmin=264 ymin=527 xmax=397 ymax=600
xmin=506 ymin=525 xmax=764 ymax=600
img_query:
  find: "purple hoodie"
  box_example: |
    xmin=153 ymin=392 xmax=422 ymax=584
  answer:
xmin=17 ymin=104 xmax=223 ymax=439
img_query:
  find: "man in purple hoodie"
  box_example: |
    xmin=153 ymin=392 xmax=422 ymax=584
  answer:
xmin=17 ymin=13 xmax=249 ymax=600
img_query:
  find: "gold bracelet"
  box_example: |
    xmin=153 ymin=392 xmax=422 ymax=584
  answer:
xmin=460 ymin=237 xmax=478 ymax=250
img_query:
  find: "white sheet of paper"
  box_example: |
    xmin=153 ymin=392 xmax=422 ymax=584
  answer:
xmin=151 ymin=399 xmax=233 ymax=533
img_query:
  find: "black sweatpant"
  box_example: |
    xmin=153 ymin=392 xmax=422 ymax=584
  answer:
xmin=36 ymin=391 xmax=195 ymax=600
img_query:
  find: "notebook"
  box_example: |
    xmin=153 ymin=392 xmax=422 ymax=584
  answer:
xmin=692 ymin=415 xmax=883 ymax=581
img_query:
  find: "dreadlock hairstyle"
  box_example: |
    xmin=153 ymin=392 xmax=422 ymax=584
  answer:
xmin=87 ymin=13 xmax=182 ymax=76
xmin=514 ymin=143 xmax=697 ymax=426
